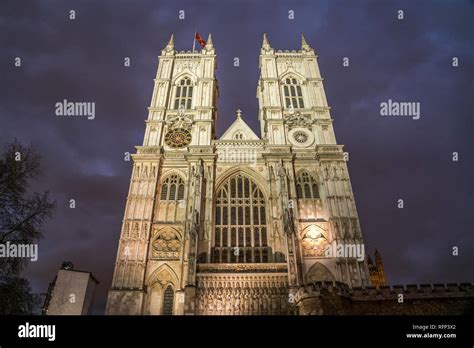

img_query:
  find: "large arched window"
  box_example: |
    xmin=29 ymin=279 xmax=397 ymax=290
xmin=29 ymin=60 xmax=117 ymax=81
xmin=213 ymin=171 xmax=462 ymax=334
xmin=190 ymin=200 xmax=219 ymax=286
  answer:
xmin=160 ymin=174 xmax=185 ymax=202
xmin=296 ymin=171 xmax=319 ymax=199
xmin=162 ymin=285 xmax=174 ymax=315
xmin=174 ymin=77 xmax=193 ymax=109
xmin=213 ymin=173 xmax=269 ymax=263
xmin=283 ymin=77 xmax=304 ymax=109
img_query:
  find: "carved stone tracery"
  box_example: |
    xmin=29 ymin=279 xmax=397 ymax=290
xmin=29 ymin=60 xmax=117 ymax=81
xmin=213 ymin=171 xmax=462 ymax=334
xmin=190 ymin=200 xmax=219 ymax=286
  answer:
xmin=152 ymin=229 xmax=182 ymax=259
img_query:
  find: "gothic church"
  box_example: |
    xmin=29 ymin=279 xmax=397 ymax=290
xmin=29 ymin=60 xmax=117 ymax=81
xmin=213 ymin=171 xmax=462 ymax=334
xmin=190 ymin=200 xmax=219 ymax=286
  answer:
xmin=106 ymin=33 xmax=372 ymax=315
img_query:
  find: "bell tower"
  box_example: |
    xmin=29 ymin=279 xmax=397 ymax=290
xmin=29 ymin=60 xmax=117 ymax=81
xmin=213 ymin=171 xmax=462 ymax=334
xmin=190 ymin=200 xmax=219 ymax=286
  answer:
xmin=144 ymin=33 xmax=217 ymax=148
xmin=257 ymin=33 xmax=334 ymax=146
xmin=106 ymin=33 xmax=218 ymax=315
xmin=257 ymin=33 xmax=371 ymax=289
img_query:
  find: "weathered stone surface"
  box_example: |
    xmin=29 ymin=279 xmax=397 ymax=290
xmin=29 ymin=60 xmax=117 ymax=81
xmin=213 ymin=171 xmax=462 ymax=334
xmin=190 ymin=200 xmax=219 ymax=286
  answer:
xmin=294 ymin=281 xmax=474 ymax=315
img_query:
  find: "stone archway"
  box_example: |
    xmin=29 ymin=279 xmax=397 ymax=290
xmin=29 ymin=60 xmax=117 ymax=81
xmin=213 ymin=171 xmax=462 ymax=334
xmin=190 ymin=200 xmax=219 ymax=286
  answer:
xmin=306 ymin=262 xmax=335 ymax=283
xmin=147 ymin=265 xmax=179 ymax=315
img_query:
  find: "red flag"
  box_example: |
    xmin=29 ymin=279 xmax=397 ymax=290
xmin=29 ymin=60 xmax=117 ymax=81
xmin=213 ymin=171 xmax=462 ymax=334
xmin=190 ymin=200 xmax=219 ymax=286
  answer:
xmin=195 ymin=32 xmax=206 ymax=48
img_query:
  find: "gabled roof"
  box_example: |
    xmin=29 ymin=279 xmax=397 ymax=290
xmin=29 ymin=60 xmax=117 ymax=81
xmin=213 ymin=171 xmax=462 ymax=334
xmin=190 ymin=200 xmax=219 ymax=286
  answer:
xmin=219 ymin=110 xmax=260 ymax=141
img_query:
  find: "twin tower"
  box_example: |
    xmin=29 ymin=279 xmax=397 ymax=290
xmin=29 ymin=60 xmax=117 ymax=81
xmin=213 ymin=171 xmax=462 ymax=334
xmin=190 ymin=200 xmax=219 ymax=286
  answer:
xmin=106 ymin=33 xmax=371 ymax=315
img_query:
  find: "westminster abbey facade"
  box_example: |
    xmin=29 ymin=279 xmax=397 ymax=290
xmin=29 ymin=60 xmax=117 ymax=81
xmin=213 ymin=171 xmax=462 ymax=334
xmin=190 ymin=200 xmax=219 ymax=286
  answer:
xmin=106 ymin=33 xmax=373 ymax=315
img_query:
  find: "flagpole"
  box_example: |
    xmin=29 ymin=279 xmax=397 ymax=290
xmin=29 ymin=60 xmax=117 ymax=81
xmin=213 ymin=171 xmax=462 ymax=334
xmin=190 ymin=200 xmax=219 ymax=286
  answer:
xmin=192 ymin=31 xmax=196 ymax=53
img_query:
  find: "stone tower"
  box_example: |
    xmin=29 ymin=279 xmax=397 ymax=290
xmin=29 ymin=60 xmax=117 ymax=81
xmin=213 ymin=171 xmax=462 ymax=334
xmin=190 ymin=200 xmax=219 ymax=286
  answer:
xmin=368 ymin=249 xmax=388 ymax=287
xmin=257 ymin=33 xmax=370 ymax=290
xmin=106 ymin=33 xmax=217 ymax=315
xmin=107 ymin=33 xmax=371 ymax=315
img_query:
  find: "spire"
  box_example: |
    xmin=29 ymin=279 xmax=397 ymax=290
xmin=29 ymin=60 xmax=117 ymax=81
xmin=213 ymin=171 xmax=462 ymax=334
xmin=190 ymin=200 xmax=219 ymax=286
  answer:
xmin=262 ymin=32 xmax=271 ymax=50
xmin=301 ymin=33 xmax=311 ymax=51
xmin=205 ymin=33 xmax=213 ymax=50
xmin=164 ymin=33 xmax=174 ymax=51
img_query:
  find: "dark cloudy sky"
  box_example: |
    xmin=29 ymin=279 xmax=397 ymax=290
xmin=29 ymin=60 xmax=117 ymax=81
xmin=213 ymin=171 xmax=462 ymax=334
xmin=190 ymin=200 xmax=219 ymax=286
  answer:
xmin=1 ymin=0 xmax=472 ymax=314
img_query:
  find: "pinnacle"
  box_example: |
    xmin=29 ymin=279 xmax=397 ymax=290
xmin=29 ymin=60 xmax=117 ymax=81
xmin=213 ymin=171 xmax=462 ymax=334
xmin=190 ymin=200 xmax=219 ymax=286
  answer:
xmin=165 ymin=33 xmax=174 ymax=51
xmin=262 ymin=33 xmax=271 ymax=50
xmin=205 ymin=33 xmax=214 ymax=49
xmin=301 ymin=33 xmax=311 ymax=51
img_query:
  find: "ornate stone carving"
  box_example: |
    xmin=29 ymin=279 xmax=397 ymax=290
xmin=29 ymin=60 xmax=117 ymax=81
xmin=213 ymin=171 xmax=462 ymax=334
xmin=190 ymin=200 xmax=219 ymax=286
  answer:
xmin=166 ymin=113 xmax=193 ymax=131
xmin=284 ymin=112 xmax=314 ymax=130
xmin=302 ymin=235 xmax=329 ymax=257
xmin=300 ymin=224 xmax=330 ymax=257
xmin=131 ymin=223 xmax=139 ymax=238
xmin=278 ymin=58 xmax=302 ymax=72
xmin=166 ymin=109 xmax=193 ymax=131
xmin=124 ymin=222 xmax=130 ymax=238
xmin=165 ymin=107 xmax=194 ymax=148
xmin=175 ymin=60 xmax=199 ymax=74
xmin=152 ymin=229 xmax=182 ymax=259
xmin=196 ymin=274 xmax=289 ymax=315
xmin=164 ymin=152 xmax=185 ymax=159
xmin=136 ymin=146 xmax=161 ymax=154
xmin=197 ymin=263 xmax=287 ymax=273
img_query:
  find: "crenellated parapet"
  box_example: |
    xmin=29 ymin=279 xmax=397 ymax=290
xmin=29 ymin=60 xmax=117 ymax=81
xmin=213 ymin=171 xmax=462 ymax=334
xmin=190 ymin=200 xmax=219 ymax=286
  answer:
xmin=293 ymin=281 xmax=474 ymax=315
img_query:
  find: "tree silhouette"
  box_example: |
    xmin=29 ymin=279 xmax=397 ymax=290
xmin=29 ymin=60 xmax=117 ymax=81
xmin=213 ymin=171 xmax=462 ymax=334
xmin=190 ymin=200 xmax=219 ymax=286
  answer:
xmin=0 ymin=139 xmax=55 ymax=314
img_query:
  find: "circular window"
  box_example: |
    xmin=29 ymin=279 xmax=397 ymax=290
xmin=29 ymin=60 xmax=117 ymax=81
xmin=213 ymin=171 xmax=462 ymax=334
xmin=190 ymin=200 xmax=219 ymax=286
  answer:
xmin=293 ymin=131 xmax=308 ymax=144
xmin=288 ymin=128 xmax=314 ymax=148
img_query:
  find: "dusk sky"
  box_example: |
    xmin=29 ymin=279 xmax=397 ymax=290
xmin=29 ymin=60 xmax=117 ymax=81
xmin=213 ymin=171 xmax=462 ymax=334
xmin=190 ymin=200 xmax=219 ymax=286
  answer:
xmin=1 ymin=0 xmax=472 ymax=314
